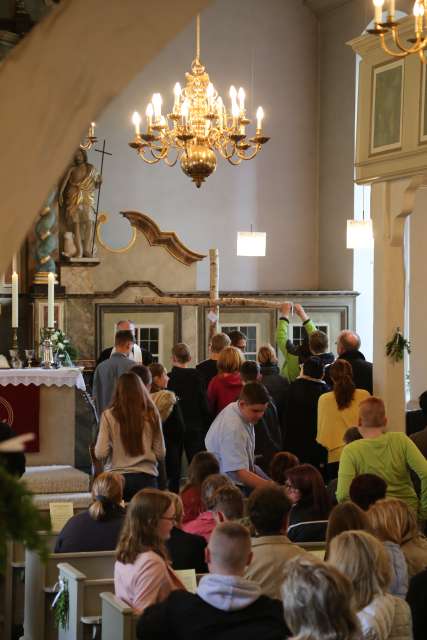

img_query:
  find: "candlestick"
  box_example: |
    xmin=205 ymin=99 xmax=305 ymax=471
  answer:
xmin=11 ymin=271 xmax=18 ymax=328
xmin=47 ymin=271 xmax=55 ymax=329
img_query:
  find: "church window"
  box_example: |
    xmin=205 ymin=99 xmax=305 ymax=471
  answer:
xmin=134 ymin=326 xmax=161 ymax=362
xmin=290 ymin=323 xmax=329 ymax=346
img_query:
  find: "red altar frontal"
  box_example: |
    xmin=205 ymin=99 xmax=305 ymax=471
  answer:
xmin=0 ymin=368 xmax=86 ymax=465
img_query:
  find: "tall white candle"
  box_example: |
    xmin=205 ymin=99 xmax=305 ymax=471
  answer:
xmin=47 ymin=272 xmax=55 ymax=328
xmin=11 ymin=271 xmax=18 ymax=328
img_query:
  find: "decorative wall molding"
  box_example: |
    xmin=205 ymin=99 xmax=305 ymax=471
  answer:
xmin=121 ymin=211 xmax=206 ymax=266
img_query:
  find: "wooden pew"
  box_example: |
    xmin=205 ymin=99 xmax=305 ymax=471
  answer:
xmin=56 ymin=563 xmax=114 ymax=640
xmin=22 ymin=549 xmax=115 ymax=640
xmin=298 ymin=540 xmax=327 ymax=560
xmin=100 ymin=593 xmax=137 ymax=640
xmin=1 ymin=533 xmax=58 ymax=640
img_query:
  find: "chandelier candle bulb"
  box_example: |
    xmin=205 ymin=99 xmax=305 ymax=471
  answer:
xmin=173 ymin=82 xmax=181 ymax=111
xmin=256 ymin=106 xmax=264 ymax=132
xmin=373 ymin=0 xmax=384 ymax=24
xmin=152 ymin=93 xmax=162 ymax=122
xmin=89 ymin=122 xmax=96 ymax=138
xmin=11 ymin=271 xmax=18 ymax=329
xmin=47 ymin=271 xmax=55 ymax=329
xmin=145 ymin=104 xmax=153 ymax=131
xmin=132 ymin=111 xmax=141 ymax=136
xmin=388 ymin=0 xmax=395 ymax=19
xmin=232 ymin=102 xmax=240 ymax=129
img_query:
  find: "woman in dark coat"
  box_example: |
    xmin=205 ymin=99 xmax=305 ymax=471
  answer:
xmin=257 ymin=344 xmax=289 ymax=442
xmin=284 ymin=356 xmax=328 ymax=473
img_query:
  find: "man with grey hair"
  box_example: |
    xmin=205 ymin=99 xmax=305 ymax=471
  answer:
xmin=96 ymin=319 xmax=144 ymax=366
xmin=330 ymin=329 xmax=372 ymax=393
xmin=137 ymin=522 xmax=288 ymax=640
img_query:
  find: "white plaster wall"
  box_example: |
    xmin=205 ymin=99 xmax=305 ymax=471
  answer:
xmin=317 ymin=0 xmax=413 ymax=291
xmin=87 ymin=0 xmax=318 ymax=291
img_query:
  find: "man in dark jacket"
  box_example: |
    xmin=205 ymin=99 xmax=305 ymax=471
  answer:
xmin=168 ymin=343 xmax=211 ymax=463
xmin=196 ymin=332 xmax=231 ymax=390
xmin=285 ymin=357 xmax=328 ymax=473
xmin=137 ymin=522 xmax=289 ymax=640
xmin=327 ymin=330 xmax=373 ymax=393
xmin=240 ymin=361 xmax=281 ymax=473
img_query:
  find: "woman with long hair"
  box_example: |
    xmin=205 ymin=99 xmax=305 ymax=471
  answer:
xmin=317 ymin=359 xmax=370 ymax=478
xmin=180 ymin=451 xmax=220 ymax=524
xmin=115 ymin=488 xmax=185 ymax=613
xmin=284 ymin=463 xmax=331 ymax=542
xmin=368 ymin=499 xmax=412 ymax=598
xmin=369 ymin=498 xmax=427 ymax=579
xmin=55 ymin=472 xmax=125 ymax=552
xmin=207 ymin=346 xmax=244 ymax=417
xmin=328 ymin=530 xmax=412 ymax=640
xmin=95 ymin=371 xmax=165 ymax=502
xmin=281 ymin=557 xmax=360 ymax=640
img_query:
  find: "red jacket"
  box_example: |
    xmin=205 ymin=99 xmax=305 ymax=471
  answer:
xmin=180 ymin=485 xmax=204 ymax=525
xmin=207 ymin=373 xmax=243 ymax=417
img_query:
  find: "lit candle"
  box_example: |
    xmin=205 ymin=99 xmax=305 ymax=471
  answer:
xmin=414 ymin=1 xmax=425 ymax=33
xmin=388 ymin=0 xmax=395 ymax=19
xmin=173 ymin=82 xmax=181 ymax=111
xmin=89 ymin=121 xmax=96 ymax=138
xmin=229 ymin=85 xmax=237 ymax=103
xmin=11 ymin=271 xmax=18 ymax=328
xmin=132 ymin=111 xmax=141 ymax=136
xmin=152 ymin=93 xmax=162 ymax=122
xmin=47 ymin=272 xmax=55 ymax=329
xmin=256 ymin=106 xmax=264 ymax=132
xmin=373 ymin=0 xmax=384 ymax=25
xmin=181 ymin=100 xmax=189 ymax=127
xmin=238 ymin=87 xmax=245 ymax=113
xmin=146 ymin=103 xmax=153 ymax=130
xmin=232 ymin=102 xmax=240 ymax=129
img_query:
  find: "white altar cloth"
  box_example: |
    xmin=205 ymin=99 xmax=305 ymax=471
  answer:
xmin=0 ymin=367 xmax=86 ymax=391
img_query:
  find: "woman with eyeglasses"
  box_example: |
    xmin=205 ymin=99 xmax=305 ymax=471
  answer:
xmin=115 ymin=488 xmax=185 ymax=613
xmin=284 ymin=464 xmax=332 ymax=542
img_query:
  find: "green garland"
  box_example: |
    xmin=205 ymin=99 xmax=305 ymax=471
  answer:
xmin=386 ymin=327 xmax=411 ymax=363
xmin=53 ymin=578 xmax=69 ymax=630
xmin=0 ymin=466 xmax=50 ymax=572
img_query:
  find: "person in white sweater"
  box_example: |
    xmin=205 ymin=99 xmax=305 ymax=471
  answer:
xmin=328 ymin=530 xmax=412 ymax=640
xmin=95 ymin=371 xmax=165 ymax=501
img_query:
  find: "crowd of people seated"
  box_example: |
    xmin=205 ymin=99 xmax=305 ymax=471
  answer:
xmin=5 ymin=305 xmax=427 ymax=640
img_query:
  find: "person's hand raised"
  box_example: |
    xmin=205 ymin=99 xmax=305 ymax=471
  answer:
xmin=279 ymin=302 xmax=292 ymax=318
xmin=294 ymin=304 xmax=309 ymax=322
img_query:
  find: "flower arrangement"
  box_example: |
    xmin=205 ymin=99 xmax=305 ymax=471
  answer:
xmin=40 ymin=328 xmax=78 ymax=366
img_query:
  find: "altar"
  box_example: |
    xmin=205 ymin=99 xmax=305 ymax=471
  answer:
xmin=0 ymin=368 xmax=86 ymax=466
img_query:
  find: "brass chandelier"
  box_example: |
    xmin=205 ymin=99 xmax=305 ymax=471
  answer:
xmin=129 ymin=15 xmax=269 ymax=188
xmin=369 ymin=0 xmax=427 ymax=62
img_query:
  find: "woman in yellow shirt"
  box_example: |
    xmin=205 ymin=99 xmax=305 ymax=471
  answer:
xmin=317 ymin=360 xmax=370 ymax=478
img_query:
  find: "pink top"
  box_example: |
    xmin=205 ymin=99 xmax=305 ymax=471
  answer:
xmin=207 ymin=373 xmax=243 ymax=417
xmin=182 ymin=511 xmax=216 ymax=542
xmin=114 ymin=550 xmax=184 ymax=613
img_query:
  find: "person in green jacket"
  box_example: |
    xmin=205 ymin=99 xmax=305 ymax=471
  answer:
xmin=336 ymin=396 xmax=427 ymax=520
xmin=276 ymin=302 xmax=316 ymax=382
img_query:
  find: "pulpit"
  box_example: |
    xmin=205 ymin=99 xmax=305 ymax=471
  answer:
xmin=0 ymin=368 xmax=86 ymax=466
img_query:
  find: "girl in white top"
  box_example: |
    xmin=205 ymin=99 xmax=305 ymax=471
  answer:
xmin=95 ymin=371 xmax=165 ymax=502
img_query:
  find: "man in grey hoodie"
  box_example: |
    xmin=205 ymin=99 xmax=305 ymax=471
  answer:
xmin=137 ymin=522 xmax=289 ymax=640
